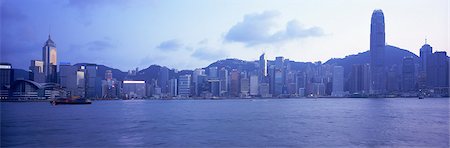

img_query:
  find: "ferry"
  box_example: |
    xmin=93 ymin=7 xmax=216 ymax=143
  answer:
xmin=50 ymin=96 xmax=92 ymax=105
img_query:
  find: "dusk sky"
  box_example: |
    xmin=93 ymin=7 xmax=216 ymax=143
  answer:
xmin=1 ymin=0 xmax=448 ymax=71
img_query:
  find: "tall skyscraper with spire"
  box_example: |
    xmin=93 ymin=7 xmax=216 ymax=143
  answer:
xmin=258 ymin=53 xmax=266 ymax=83
xmin=42 ymin=34 xmax=57 ymax=83
xmin=370 ymin=9 xmax=387 ymax=94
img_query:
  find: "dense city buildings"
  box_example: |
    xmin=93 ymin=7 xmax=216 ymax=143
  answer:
xmin=122 ymin=80 xmax=146 ymax=99
xmin=1 ymin=9 xmax=448 ymax=101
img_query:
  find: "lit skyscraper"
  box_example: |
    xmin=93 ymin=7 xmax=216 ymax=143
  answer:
xmin=29 ymin=60 xmax=45 ymax=83
xmin=42 ymin=35 xmax=57 ymax=83
xmin=370 ymin=9 xmax=386 ymax=94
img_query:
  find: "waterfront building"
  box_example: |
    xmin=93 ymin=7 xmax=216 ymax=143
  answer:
xmin=386 ymin=65 xmax=401 ymax=93
xmin=59 ymin=63 xmax=78 ymax=97
xmin=76 ymin=69 xmax=85 ymax=97
xmin=230 ymin=69 xmax=240 ymax=97
xmin=285 ymin=71 xmax=296 ymax=95
xmin=0 ymin=63 xmax=12 ymax=99
xmin=240 ymin=77 xmax=250 ymax=96
xmin=370 ymin=9 xmax=387 ymax=94
xmin=418 ymin=43 xmax=433 ymax=89
xmin=169 ymin=78 xmax=178 ymax=97
xmin=218 ymin=67 xmax=228 ymax=96
xmin=178 ymin=74 xmax=191 ymax=98
xmin=122 ymin=80 xmax=146 ymax=99
xmin=209 ymin=79 xmax=220 ymax=97
xmin=158 ymin=67 xmax=169 ymax=94
xmin=332 ymin=66 xmax=345 ymax=97
xmin=426 ymin=51 xmax=449 ymax=96
xmin=258 ymin=53 xmax=266 ymax=83
xmin=274 ymin=69 xmax=283 ymax=96
xmin=29 ymin=60 xmax=45 ymax=83
xmin=419 ymin=43 xmax=433 ymax=73
xmin=249 ymin=75 xmax=259 ymax=96
xmin=259 ymin=83 xmax=271 ymax=98
xmin=101 ymin=70 xmax=119 ymax=98
xmin=402 ymin=57 xmax=416 ymax=92
xmin=42 ymin=35 xmax=58 ymax=83
xmin=85 ymin=64 xmax=101 ymax=98
xmin=9 ymin=80 xmax=63 ymax=100
xmin=349 ymin=64 xmax=371 ymax=94
xmin=193 ymin=68 xmax=206 ymax=96
xmin=296 ymin=72 xmax=306 ymax=97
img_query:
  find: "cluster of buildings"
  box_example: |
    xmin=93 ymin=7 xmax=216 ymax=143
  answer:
xmin=0 ymin=10 xmax=448 ymax=100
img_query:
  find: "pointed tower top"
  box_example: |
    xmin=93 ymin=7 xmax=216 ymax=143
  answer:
xmin=44 ymin=34 xmax=55 ymax=47
xmin=425 ymin=37 xmax=427 ymax=44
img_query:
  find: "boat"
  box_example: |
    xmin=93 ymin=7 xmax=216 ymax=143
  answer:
xmin=418 ymin=96 xmax=424 ymax=99
xmin=50 ymin=98 xmax=92 ymax=105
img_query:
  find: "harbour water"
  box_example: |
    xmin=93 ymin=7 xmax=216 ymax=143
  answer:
xmin=1 ymin=98 xmax=449 ymax=147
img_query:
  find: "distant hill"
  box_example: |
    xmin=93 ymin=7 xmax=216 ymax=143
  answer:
xmin=324 ymin=45 xmax=419 ymax=76
xmin=207 ymin=58 xmax=257 ymax=72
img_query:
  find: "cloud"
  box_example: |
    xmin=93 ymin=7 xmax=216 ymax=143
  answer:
xmin=66 ymin=0 xmax=126 ymax=11
xmin=156 ymin=39 xmax=183 ymax=51
xmin=70 ymin=39 xmax=115 ymax=51
xmin=191 ymin=47 xmax=228 ymax=61
xmin=225 ymin=11 xmax=324 ymax=46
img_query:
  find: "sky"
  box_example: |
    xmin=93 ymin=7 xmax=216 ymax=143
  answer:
xmin=1 ymin=0 xmax=448 ymax=71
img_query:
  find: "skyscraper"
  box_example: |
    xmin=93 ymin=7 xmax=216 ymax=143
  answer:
xmin=0 ymin=63 xmax=12 ymax=99
xmin=402 ymin=57 xmax=416 ymax=92
xmin=249 ymin=75 xmax=259 ymax=96
xmin=85 ymin=64 xmax=100 ymax=98
xmin=158 ymin=67 xmax=169 ymax=94
xmin=258 ymin=53 xmax=266 ymax=83
xmin=370 ymin=9 xmax=387 ymax=94
xmin=332 ymin=66 xmax=344 ymax=97
xmin=230 ymin=69 xmax=240 ymax=97
xmin=178 ymin=74 xmax=191 ymax=98
xmin=426 ymin=51 xmax=449 ymax=95
xmin=29 ymin=60 xmax=45 ymax=83
xmin=59 ymin=63 xmax=78 ymax=97
xmin=419 ymin=43 xmax=433 ymax=73
xmin=218 ymin=68 xmax=228 ymax=96
xmin=418 ymin=43 xmax=433 ymax=89
xmin=42 ymin=35 xmax=57 ymax=83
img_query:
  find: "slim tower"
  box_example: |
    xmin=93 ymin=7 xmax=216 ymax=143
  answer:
xmin=42 ymin=34 xmax=57 ymax=83
xmin=370 ymin=10 xmax=386 ymax=94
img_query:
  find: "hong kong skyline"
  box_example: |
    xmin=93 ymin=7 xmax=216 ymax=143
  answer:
xmin=1 ymin=0 xmax=449 ymax=71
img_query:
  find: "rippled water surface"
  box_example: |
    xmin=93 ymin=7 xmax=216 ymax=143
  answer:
xmin=1 ymin=98 xmax=449 ymax=147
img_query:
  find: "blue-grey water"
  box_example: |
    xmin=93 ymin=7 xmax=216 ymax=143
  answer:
xmin=1 ymin=98 xmax=449 ymax=147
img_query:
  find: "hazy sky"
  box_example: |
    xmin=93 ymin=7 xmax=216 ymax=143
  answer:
xmin=1 ymin=0 xmax=448 ymax=71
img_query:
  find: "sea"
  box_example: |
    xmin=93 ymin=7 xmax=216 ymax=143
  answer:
xmin=1 ymin=98 xmax=449 ymax=147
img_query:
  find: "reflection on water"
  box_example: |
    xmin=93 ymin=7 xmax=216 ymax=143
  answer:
xmin=1 ymin=98 xmax=449 ymax=147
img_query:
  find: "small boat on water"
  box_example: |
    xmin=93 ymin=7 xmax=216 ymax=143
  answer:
xmin=50 ymin=97 xmax=92 ymax=105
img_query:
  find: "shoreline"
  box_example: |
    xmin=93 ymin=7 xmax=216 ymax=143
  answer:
xmin=1 ymin=97 xmax=447 ymax=102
